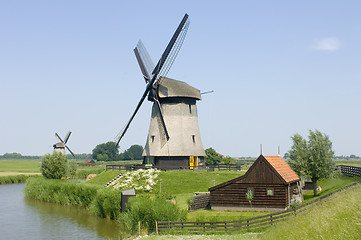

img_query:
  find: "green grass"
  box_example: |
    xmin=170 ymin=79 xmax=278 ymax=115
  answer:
xmin=0 ymin=174 xmax=41 ymax=184
xmin=187 ymin=209 xmax=270 ymax=222
xmin=0 ymin=159 xmax=41 ymax=173
xmin=303 ymin=174 xmax=361 ymax=202
xmin=152 ymin=171 xmax=244 ymax=194
xmin=259 ymin=183 xmax=361 ymax=240
xmin=140 ymin=183 xmax=361 ymax=240
xmin=87 ymin=170 xmax=123 ymax=185
xmin=335 ymin=160 xmax=361 ymax=167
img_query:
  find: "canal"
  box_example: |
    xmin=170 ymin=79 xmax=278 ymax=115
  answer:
xmin=0 ymin=183 xmax=124 ymax=239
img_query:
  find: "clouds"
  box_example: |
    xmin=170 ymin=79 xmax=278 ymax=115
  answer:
xmin=312 ymin=37 xmax=341 ymax=51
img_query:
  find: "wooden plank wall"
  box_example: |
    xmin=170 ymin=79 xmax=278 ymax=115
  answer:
xmin=210 ymin=183 xmax=287 ymax=208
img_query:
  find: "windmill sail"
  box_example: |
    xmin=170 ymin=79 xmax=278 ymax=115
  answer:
xmin=134 ymin=41 xmax=154 ymax=83
xmin=115 ymin=13 xmax=190 ymax=147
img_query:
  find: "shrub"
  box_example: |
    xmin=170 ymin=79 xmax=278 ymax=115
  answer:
xmin=41 ymin=152 xmax=68 ymax=179
xmin=108 ymin=169 xmax=160 ymax=192
xmin=67 ymin=160 xmax=77 ymax=178
xmin=120 ymin=195 xmax=187 ymax=233
xmin=89 ymin=188 xmax=122 ymax=219
xmin=25 ymin=177 xmax=121 ymax=219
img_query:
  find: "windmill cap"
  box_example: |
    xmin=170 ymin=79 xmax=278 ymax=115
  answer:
xmin=157 ymin=77 xmax=201 ymax=100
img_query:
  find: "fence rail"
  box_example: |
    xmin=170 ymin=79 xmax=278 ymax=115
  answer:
xmin=158 ymin=166 xmax=361 ymax=233
xmin=338 ymin=165 xmax=361 ymax=177
xmin=106 ymin=164 xmax=241 ymax=171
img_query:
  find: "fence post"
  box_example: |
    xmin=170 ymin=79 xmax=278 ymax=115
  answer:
xmin=155 ymin=221 xmax=158 ymax=235
xmin=224 ymin=222 xmax=227 ymax=230
xmin=270 ymin=215 xmax=273 ymax=224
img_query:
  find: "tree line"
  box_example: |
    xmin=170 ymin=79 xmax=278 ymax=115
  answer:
xmin=92 ymin=142 xmax=143 ymax=161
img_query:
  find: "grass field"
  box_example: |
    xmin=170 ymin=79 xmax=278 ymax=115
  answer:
xmin=0 ymin=159 xmax=41 ymax=173
xmin=140 ymin=183 xmax=361 ymax=239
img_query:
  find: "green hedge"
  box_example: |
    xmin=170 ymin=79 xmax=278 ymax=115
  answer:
xmin=25 ymin=177 xmax=122 ymax=219
xmin=0 ymin=174 xmax=40 ymax=184
xmin=120 ymin=196 xmax=187 ymax=233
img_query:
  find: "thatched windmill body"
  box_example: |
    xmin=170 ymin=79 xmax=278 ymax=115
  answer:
xmin=116 ymin=14 xmax=205 ymax=168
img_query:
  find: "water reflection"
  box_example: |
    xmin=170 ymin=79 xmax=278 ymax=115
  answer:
xmin=0 ymin=184 xmax=127 ymax=240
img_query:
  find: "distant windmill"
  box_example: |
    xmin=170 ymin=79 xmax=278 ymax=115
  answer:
xmin=115 ymin=13 xmax=206 ymax=168
xmin=53 ymin=131 xmax=75 ymax=156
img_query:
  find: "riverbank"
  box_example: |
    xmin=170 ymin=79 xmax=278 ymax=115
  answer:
xmin=0 ymin=183 xmax=122 ymax=239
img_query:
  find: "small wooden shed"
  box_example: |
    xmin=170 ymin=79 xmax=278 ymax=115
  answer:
xmin=209 ymin=155 xmax=301 ymax=210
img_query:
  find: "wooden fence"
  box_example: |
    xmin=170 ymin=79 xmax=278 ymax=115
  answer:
xmin=158 ymin=178 xmax=361 ymax=233
xmin=188 ymin=193 xmax=210 ymax=211
xmin=338 ymin=165 xmax=361 ymax=177
xmin=106 ymin=164 xmax=241 ymax=171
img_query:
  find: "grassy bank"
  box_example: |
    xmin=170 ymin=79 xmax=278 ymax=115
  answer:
xmin=0 ymin=174 xmax=41 ymax=184
xmin=259 ymin=183 xmax=361 ymax=240
xmin=140 ymin=183 xmax=361 ymax=239
xmin=303 ymin=174 xmax=361 ymax=202
xmin=25 ymin=177 xmax=122 ymax=219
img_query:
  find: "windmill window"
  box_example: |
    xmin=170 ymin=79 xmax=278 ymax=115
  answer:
xmin=192 ymin=135 xmax=196 ymax=143
xmin=189 ymin=104 xmax=192 ymax=114
xmin=151 ymin=135 xmax=155 ymax=143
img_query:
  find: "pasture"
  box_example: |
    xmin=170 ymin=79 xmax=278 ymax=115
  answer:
xmin=0 ymin=159 xmax=41 ymax=174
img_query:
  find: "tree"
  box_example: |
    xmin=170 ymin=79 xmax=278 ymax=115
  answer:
xmin=246 ymin=189 xmax=253 ymax=208
xmin=288 ymin=130 xmax=335 ymax=196
xmin=41 ymin=152 xmax=68 ymax=179
xmin=123 ymin=145 xmax=143 ymax=160
xmin=221 ymin=156 xmax=236 ymax=165
xmin=92 ymin=141 xmax=119 ymax=161
xmin=205 ymin=147 xmax=222 ymax=165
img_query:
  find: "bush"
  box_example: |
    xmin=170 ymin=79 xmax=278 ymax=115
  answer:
xmin=120 ymin=195 xmax=187 ymax=233
xmin=67 ymin=160 xmax=77 ymax=178
xmin=41 ymin=152 xmax=68 ymax=179
xmin=90 ymin=188 xmax=122 ymax=219
xmin=25 ymin=177 xmax=122 ymax=219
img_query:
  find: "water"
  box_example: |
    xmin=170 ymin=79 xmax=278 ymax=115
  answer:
xmin=0 ymin=184 xmax=125 ymax=240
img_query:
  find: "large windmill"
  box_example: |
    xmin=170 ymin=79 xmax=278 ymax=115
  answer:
xmin=53 ymin=131 xmax=75 ymax=156
xmin=115 ymin=14 xmax=205 ymax=168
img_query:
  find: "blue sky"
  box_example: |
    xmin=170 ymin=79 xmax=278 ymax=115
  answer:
xmin=1 ymin=1 xmax=360 ymax=157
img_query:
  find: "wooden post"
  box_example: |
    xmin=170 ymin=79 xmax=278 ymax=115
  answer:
xmin=138 ymin=221 xmax=141 ymax=236
xmin=155 ymin=221 xmax=158 ymax=235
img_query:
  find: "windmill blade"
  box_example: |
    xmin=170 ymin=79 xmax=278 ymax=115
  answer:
xmin=115 ymin=83 xmax=151 ymax=147
xmin=152 ymin=97 xmax=170 ymax=141
xmin=55 ymin=133 xmax=64 ymax=143
xmin=65 ymin=144 xmax=75 ymax=156
xmin=152 ymin=13 xmax=189 ymax=80
xmin=64 ymin=131 xmax=71 ymax=144
xmin=116 ymin=14 xmax=189 ymax=147
xmin=158 ymin=19 xmax=189 ymax=78
xmin=134 ymin=40 xmax=155 ymax=83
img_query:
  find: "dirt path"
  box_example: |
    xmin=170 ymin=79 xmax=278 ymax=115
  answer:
xmin=0 ymin=172 xmax=41 ymax=176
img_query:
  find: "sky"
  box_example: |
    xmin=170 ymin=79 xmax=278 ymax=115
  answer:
xmin=1 ymin=1 xmax=361 ymax=157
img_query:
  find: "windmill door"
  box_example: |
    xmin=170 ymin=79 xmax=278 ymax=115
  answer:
xmin=189 ymin=156 xmax=198 ymax=169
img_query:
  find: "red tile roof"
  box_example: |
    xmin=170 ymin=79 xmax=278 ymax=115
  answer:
xmin=263 ymin=155 xmax=300 ymax=183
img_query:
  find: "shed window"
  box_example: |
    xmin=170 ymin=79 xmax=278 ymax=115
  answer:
xmin=247 ymin=187 xmax=254 ymax=194
xmin=267 ymin=189 xmax=274 ymax=196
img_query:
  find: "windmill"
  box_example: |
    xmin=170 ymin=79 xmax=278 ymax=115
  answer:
xmin=53 ymin=131 xmax=75 ymax=156
xmin=115 ymin=13 xmax=206 ymax=168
